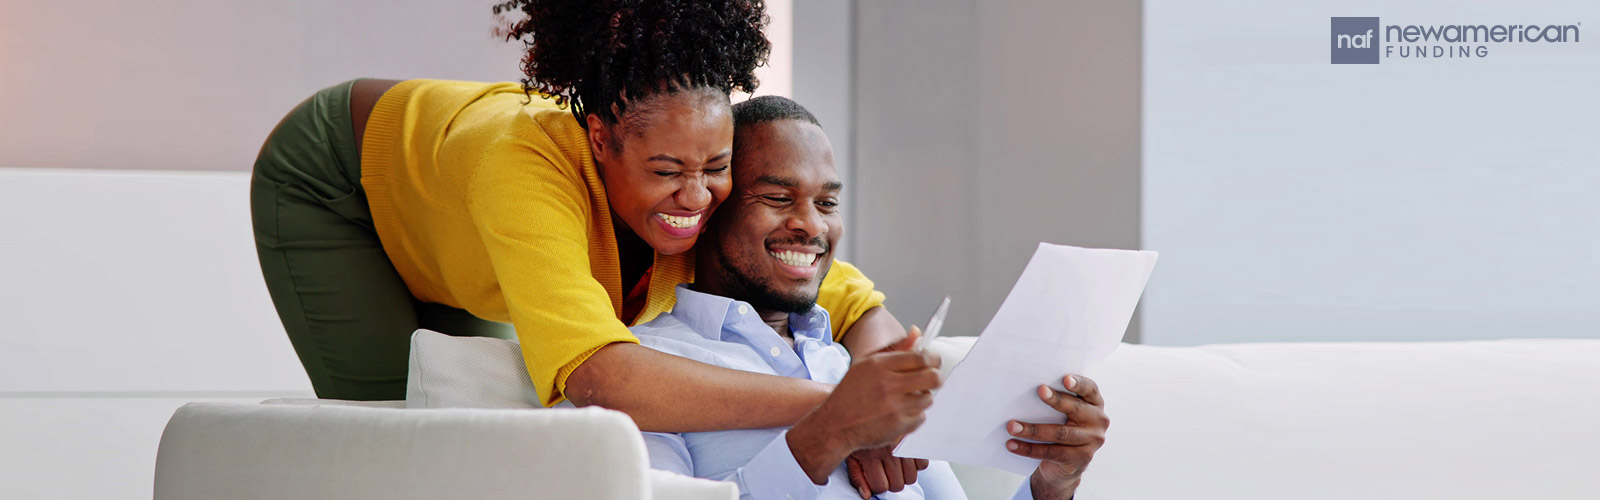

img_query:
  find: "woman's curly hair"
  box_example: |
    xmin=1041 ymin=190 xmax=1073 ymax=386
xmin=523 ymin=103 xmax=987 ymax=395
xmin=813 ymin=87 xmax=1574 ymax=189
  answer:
xmin=493 ymin=0 xmax=771 ymax=129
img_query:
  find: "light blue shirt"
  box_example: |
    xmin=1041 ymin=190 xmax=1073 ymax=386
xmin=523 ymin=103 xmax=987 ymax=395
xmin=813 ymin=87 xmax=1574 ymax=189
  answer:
xmin=634 ymin=285 xmax=1036 ymax=500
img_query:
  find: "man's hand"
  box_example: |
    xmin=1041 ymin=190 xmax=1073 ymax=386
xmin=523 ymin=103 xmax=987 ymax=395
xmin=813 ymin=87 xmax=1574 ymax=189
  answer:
xmin=845 ymin=447 xmax=929 ymax=499
xmin=1005 ymin=375 xmax=1108 ymax=500
xmin=786 ymin=328 xmax=942 ymax=485
xmin=842 ymin=328 xmax=933 ymax=498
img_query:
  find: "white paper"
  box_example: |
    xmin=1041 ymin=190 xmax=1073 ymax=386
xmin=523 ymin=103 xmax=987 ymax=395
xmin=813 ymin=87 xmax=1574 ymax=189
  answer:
xmin=894 ymin=243 xmax=1158 ymax=475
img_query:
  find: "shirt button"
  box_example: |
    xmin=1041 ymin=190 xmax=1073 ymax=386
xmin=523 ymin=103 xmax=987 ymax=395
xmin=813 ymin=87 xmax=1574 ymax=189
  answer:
xmin=769 ymin=346 xmax=781 ymax=357
xmin=737 ymin=304 xmax=749 ymax=315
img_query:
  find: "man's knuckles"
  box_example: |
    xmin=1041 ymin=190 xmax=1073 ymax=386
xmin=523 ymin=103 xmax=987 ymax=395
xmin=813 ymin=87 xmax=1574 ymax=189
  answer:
xmin=1012 ymin=441 xmax=1081 ymax=464
xmin=1068 ymin=375 xmax=1105 ymax=407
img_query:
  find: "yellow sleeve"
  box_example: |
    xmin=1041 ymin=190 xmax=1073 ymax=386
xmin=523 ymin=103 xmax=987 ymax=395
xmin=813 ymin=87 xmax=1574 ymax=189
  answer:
xmin=817 ymin=259 xmax=888 ymax=342
xmin=467 ymin=134 xmax=637 ymax=407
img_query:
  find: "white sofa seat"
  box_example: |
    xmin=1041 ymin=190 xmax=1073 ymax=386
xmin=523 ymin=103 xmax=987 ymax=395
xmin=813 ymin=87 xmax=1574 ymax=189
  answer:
xmin=153 ymin=402 xmax=736 ymax=500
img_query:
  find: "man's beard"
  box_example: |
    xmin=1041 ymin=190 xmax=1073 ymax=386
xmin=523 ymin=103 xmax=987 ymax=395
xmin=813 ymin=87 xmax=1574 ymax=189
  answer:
xmin=713 ymin=236 xmax=829 ymax=314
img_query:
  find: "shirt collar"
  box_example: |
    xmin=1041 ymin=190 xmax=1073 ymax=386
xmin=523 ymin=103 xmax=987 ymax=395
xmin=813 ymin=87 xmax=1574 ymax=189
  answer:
xmin=670 ymin=284 xmax=834 ymax=344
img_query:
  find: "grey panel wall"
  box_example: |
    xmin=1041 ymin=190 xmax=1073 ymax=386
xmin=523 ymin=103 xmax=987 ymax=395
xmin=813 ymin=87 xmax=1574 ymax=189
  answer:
xmin=792 ymin=0 xmax=857 ymax=262
xmin=852 ymin=1 xmax=1143 ymax=340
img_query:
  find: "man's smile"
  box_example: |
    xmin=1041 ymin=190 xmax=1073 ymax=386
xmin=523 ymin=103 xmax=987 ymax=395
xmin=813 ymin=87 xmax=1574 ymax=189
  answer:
xmin=767 ymin=243 xmax=825 ymax=279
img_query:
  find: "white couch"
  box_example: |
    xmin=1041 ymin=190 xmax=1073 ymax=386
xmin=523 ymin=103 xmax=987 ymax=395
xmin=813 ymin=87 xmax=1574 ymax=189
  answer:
xmin=151 ymin=336 xmax=1600 ymax=500
xmin=8 ymin=169 xmax=1600 ymax=499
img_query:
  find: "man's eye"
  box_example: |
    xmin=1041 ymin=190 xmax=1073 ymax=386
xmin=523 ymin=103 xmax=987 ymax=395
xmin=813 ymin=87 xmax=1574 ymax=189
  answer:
xmin=654 ymin=171 xmax=678 ymax=178
xmin=817 ymin=201 xmax=839 ymax=208
xmin=763 ymin=196 xmax=792 ymax=203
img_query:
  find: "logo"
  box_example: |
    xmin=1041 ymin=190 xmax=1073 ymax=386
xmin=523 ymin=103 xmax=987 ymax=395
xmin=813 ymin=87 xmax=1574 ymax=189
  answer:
xmin=1331 ymin=17 xmax=1380 ymax=64
xmin=1331 ymin=17 xmax=1581 ymax=64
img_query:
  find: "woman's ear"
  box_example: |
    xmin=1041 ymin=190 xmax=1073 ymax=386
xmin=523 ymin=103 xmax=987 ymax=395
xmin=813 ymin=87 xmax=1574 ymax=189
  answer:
xmin=586 ymin=113 xmax=611 ymax=159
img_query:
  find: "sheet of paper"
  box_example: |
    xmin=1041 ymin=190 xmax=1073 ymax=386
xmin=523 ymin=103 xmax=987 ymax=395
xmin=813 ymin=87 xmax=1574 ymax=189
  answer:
xmin=894 ymin=243 xmax=1158 ymax=475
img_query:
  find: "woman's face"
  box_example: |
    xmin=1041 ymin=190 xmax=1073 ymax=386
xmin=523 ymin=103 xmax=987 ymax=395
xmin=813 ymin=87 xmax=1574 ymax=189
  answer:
xmin=589 ymin=91 xmax=734 ymax=256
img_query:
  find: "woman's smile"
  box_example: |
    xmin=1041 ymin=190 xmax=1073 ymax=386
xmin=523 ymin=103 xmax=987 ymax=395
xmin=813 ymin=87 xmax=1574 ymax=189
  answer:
xmin=653 ymin=210 xmax=706 ymax=238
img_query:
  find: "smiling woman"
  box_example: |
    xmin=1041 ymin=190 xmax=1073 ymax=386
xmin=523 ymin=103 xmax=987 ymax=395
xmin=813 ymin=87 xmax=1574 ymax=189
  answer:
xmin=248 ymin=0 xmax=908 ymax=435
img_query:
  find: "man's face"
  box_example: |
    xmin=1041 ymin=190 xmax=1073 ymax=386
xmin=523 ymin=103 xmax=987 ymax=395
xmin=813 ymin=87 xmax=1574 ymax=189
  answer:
xmin=705 ymin=119 xmax=843 ymax=313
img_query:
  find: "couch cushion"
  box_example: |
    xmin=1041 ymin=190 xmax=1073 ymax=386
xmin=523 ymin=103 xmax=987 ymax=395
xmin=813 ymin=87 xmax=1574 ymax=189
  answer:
xmin=406 ymin=328 xmax=541 ymax=409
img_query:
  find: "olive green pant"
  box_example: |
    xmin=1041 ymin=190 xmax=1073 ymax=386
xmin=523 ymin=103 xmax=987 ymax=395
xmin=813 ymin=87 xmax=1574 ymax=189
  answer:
xmin=251 ymin=79 xmax=514 ymax=401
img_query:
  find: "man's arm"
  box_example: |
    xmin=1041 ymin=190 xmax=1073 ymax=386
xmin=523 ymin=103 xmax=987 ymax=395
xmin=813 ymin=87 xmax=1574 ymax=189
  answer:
xmin=782 ymin=349 xmax=943 ymax=483
xmin=635 ymin=347 xmax=942 ymax=500
xmin=642 ymin=432 xmax=696 ymax=476
xmin=566 ymin=342 xmax=833 ymax=432
xmin=647 ymin=429 xmax=828 ymax=500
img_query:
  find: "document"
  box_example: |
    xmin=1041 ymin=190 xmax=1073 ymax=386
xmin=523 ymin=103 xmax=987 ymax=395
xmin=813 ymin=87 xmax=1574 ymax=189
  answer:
xmin=894 ymin=243 xmax=1158 ymax=475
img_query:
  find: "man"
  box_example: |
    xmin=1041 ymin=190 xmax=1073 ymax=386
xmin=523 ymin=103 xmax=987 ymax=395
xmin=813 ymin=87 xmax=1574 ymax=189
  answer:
xmin=632 ymin=96 xmax=1109 ymax=499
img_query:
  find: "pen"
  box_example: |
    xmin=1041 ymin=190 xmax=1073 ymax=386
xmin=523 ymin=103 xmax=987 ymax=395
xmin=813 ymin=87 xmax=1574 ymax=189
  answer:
xmin=914 ymin=296 xmax=951 ymax=351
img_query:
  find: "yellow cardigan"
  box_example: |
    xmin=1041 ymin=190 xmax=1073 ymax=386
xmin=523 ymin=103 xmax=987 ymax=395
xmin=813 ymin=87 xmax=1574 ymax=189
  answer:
xmin=361 ymin=80 xmax=885 ymax=406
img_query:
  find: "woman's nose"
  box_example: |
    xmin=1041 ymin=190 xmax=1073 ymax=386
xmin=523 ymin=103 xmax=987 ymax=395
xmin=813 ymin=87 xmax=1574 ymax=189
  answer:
xmin=675 ymin=176 xmax=712 ymax=210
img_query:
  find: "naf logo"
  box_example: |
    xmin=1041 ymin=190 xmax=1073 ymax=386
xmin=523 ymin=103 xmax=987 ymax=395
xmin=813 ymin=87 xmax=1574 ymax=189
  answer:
xmin=1331 ymin=17 xmax=1380 ymax=64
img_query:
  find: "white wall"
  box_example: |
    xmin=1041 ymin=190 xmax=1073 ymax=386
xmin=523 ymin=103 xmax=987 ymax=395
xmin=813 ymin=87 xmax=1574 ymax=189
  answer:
xmin=853 ymin=0 xmax=1143 ymax=340
xmin=1142 ymin=0 xmax=1600 ymax=344
xmin=0 ymin=169 xmax=312 ymax=499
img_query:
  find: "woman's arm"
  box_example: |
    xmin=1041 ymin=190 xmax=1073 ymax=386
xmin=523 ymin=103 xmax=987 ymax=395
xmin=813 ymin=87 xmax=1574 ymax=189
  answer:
xmin=840 ymin=306 xmax=907 ymax=358
xmin=566 ymin=342 xmax=832 ymax=432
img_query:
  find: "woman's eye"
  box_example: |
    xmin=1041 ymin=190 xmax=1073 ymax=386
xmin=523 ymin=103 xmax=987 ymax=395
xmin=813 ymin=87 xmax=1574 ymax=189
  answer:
xmin=654 ymin=171 xmax=678 ymax=178
xmin=707 ymin=165 xmax=730 ymax=174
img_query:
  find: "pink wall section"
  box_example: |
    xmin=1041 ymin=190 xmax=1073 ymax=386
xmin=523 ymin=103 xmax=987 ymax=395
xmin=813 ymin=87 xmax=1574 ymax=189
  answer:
xmin=0 ymin=1 xmax=792 ymax=172
xmin=0 ymin=1 xmax=520 ymax=171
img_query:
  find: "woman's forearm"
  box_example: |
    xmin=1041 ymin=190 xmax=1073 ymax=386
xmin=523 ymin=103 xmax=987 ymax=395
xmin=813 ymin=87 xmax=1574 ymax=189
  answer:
xmin=840 ymin=306 xmax=907 ymax=358
xmin=564 ymin=342 xmax=833 ymax=432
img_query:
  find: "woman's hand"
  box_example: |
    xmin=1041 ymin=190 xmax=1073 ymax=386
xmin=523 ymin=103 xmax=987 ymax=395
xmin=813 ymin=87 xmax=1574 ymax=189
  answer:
xmin=1006 ymin=375 xmax=1108 ymax=500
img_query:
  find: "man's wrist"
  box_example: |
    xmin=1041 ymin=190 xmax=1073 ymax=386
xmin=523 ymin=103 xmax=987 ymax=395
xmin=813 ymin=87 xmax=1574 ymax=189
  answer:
xmin=787 ymin=419 xmax=850 ymax=484
xmin=1029 ymin=468 xmax=1080 ymax=500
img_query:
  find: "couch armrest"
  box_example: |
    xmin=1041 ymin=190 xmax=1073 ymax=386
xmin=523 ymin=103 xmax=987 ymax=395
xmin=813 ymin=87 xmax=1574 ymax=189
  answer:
xmin=154 ymin=402 xmax=734 ymax=500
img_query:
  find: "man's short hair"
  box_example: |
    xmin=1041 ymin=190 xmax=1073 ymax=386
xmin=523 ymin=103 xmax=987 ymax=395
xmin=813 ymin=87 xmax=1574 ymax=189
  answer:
xmin=732 ymin=95 xmax=820 ymax=129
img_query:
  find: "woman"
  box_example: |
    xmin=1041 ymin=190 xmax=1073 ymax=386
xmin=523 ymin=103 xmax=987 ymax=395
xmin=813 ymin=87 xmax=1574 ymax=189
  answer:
xmin=250 ymin=0 xmax=906 ymax=432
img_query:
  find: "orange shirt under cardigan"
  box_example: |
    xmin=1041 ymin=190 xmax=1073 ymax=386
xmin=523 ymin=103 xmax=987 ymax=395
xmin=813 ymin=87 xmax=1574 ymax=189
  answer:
xmin=360 ymin=80 xmax=886 ymax=406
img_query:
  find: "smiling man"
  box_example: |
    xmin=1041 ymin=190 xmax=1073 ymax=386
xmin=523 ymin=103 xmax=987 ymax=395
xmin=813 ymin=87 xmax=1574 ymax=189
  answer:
xmin=630 ymin=96 xmax=1107 ymax=500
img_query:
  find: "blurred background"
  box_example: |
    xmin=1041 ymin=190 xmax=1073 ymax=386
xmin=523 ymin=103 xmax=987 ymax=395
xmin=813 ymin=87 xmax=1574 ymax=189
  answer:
xmin=2 ymin=0 xmax=1597 ymax=497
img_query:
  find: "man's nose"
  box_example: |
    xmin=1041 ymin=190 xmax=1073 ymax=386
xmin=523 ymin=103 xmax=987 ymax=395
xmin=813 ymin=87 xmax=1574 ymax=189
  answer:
xmin=786 ymin=202 xmax=827 ymax=239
